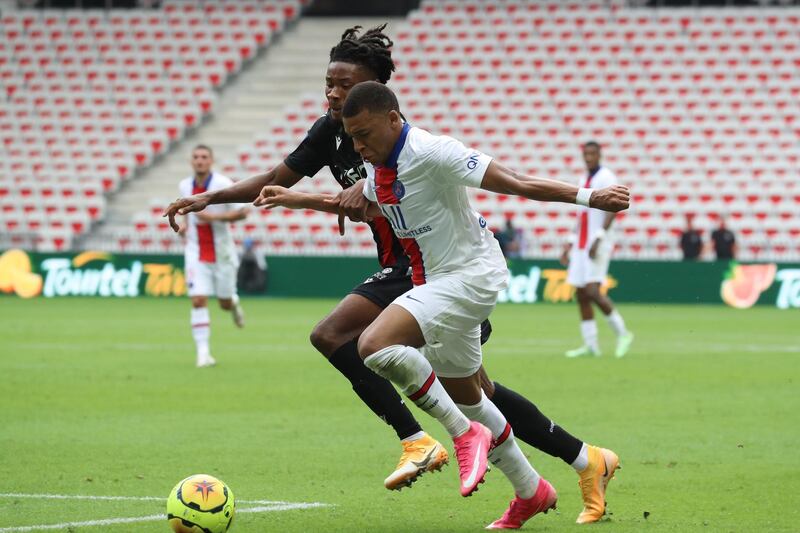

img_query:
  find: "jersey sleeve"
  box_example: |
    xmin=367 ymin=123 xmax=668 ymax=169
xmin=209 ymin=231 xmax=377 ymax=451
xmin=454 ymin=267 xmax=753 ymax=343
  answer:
xmin=283 ymin=116 xmax=330 ymax=177
xmin=435 ymin=135 xmax=493 ymax=188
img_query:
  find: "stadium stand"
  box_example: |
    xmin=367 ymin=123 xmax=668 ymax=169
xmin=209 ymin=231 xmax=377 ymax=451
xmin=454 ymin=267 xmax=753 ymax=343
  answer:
xmin=10 ymin=1 xmax=797 ymax=261
xmin=0 ymin=0 xmax=303 ymax=252
xmin=156 ymin=0 xmax=796 ymax=262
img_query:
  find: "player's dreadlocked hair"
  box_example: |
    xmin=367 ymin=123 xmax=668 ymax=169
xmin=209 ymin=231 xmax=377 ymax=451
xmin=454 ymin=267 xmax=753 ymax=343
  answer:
xmin=329 ymin=24 xmax=395 ymax=84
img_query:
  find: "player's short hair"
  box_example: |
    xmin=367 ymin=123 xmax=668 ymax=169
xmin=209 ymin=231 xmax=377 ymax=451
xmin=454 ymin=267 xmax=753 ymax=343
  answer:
xmin=583 ymin=140 xmax=601 ymax=151
xmin=329 ymin=24 xmax=395 ymax=84
xmin=342 ymin=81 xmax=400 ymax=119
xmin=192 ymin=144 xmax=213 ymax=157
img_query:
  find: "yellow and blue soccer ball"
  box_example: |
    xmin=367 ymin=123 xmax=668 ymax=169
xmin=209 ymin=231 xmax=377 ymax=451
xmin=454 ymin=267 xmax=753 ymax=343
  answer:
xmin=167 ymin=474 xmax=235 ymax=533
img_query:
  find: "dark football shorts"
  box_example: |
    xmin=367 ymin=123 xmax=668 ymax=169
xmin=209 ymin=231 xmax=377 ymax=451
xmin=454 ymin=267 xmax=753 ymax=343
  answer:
xmin=350 ymin=266 xmax=493 ymax=345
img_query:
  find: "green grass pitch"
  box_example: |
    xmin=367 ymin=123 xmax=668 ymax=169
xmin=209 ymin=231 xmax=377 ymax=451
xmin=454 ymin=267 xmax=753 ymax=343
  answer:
xmin=1 ymin=297 xmax=798 ymax=532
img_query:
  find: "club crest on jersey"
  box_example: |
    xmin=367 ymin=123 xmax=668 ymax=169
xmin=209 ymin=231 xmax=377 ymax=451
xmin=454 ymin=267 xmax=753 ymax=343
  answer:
xmin=392 ymin=180 xmax=406 ymax=200
xmin=479 ymin=216 xmax=487 ymax=228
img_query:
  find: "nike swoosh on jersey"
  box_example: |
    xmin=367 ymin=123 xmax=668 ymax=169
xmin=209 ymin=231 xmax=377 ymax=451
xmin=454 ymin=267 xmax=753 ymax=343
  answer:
xmin=405 ymin=294 xmax=423 ymax=304
xmin=462 ymin=442 xmax=484 ymax=489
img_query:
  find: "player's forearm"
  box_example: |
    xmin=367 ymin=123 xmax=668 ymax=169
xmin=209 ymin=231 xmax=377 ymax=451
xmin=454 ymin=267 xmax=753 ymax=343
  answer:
xmin=205 ymin=173 xmax=271 ymax=205
xmin=482 ymin=162 xmax=579 ymax=204
xmin=213 ymin=209 xmax=249 ymax=222
xmin=290 ymin=193 xmax=342 ymax=214
xmin=509 ymin=175 xmax=579 ymax=204
xmin=208 ymin=163 xmax=304 ymax=205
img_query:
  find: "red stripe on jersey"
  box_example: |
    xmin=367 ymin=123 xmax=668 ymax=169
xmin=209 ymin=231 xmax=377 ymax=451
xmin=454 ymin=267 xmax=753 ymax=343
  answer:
xmin=400 ymin=237 xmax=426 ymax=285
xmin=578 ymin=212 xmax=589 ymax=249
xmin=372 ymin=217 xmax=397 ymax=267
xmin=375 ymin=166 xmax=401 ymax=204
xmin=407 ymin=371 xmax=436 ymax=402
xmin=192 ymin=181 xmax=216 ymax=263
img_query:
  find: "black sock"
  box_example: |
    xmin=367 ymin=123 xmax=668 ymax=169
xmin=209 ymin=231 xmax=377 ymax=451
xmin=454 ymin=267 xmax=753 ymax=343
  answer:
xmin=492 ymin=381 xmax=584 ymax=465
xmin=328 ymin=339 xmax=422 ymax=440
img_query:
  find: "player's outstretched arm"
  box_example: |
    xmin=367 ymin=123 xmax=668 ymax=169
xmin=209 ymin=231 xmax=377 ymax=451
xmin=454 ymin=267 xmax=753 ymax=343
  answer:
xmin=196 ymin=207 xmax=249 ymax=224
xmin=480 ymin=161 xmax=630 ymax=212
xmin=254 ymin=185 xmax=341 ymax=214
xmin=163 ymin=163 xmax=303 ymax=232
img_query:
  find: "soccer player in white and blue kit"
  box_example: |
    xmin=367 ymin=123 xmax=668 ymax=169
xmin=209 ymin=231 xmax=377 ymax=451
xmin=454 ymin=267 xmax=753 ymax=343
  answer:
xmin=178 ymin=145 xmax=248 ymax=367
xmin=317 ymin=82 xmax=629 ymax=528
xmin=561 ymin=141 xmax=634 ymax=358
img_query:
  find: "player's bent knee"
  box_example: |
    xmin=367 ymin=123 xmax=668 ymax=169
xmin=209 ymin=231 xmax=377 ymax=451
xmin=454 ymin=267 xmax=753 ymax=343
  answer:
xmin=218 ymin=299 xmax=233 ymax=311
xmin=357 ymin=331 xmax=387 ymax=361
xmin=191 ymin=296 xmax=208 ymax=308
xmin=309 ymin=321 xmax=345 ymax=358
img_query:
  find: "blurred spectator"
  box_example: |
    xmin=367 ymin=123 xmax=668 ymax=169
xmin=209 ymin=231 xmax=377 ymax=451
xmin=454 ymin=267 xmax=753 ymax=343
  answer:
xmin=709 ymin=219 xmax=737 ymax=261
xmin=496 ymin=219 xmax=523 ymax=258
xmin=680 ymin=214 xmax=703 ymax=261
xmin=238 ymin=239 xmax=268 ymax=294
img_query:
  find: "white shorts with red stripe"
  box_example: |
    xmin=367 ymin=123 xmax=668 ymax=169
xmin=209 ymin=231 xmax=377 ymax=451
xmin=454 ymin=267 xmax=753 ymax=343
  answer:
xmin=567 ymin=239 xmax=613 ymax=288
xmin=392 ymin=274 xmax=498 ymax=379
xmin=185 ymin=259 xmax=237 ymax=299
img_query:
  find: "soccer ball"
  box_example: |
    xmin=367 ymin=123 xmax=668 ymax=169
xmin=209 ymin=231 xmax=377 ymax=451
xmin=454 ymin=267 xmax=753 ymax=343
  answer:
xmin=166 ymin=474 xmax=235 ymax=533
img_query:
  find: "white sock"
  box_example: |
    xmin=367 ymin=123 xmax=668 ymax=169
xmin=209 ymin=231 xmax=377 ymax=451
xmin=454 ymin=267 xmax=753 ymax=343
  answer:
xmin=231 ymin=293 xmax=240 ymax=306
xmin=580 ymin=319 xmax=599 ymax=352
xmin=605 ymin=309 xmax=628 ymax=337
xmin=191 ymin=307 xmax=210 ymax=360
xmin=458 ymin=392 xmax=540 ymax=499
xmin=571 ymin=442 xmax=589 ymax=472
xmin=364 ymin=345 xmax=471 ymax=438
xmin=401 ymin=430 xmax=426 ymax=443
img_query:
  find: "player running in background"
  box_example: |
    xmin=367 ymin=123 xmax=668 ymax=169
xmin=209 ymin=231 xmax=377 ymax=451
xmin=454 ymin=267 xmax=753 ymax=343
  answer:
xmin=164 ymin=27 xmax=619 ymax=524
xmin=561 ymin=142 xmax=634 ymax=358
xmin=178 ymin=145 xmax=248 ymax=367
xmin=256 ymin=82 xmax=629 ymax=528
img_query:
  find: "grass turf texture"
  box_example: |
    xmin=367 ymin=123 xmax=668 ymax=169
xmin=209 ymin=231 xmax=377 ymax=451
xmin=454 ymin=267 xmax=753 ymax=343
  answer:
xmin=1 ymin=297 xmax=798 ymax=532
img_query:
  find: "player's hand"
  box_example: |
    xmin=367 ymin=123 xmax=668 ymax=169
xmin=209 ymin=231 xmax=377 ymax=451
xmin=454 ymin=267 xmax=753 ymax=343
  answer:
xmin=589 ymin=240 xmax=599 ymax=259
xmin=253 ymin=185 xmax=302 ymax=209
xmin=325 ymin=180 xmax=372 ymax=236
xmin=337 ymin=179 xmax=372 ymax=221
xmin=163 ymin=195 xmax=210 ymax=232
xmin=590 ymin=185 xmax=630 ymax=212
xmin=559 ymin=248 xmax=570 ymax=267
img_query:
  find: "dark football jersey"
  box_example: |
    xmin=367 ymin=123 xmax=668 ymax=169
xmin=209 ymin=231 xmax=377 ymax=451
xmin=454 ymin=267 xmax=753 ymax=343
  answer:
xmin=284 ymin=112 xmax=409 ymax=270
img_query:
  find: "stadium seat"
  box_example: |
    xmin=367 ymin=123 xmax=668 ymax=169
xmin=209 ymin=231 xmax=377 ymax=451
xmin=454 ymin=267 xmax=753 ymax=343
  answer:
xmin=1 ymin=1 xmax=303 ymax=249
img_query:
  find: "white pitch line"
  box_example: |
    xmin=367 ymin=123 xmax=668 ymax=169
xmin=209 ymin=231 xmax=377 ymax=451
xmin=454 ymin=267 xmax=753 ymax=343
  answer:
xmin=0 ymin=493 xmax=312 ymax=505
xmin=0 ymin=514 xmax=164 ymax=532
xmin=0 ymin=494 xmax=331 ymax=532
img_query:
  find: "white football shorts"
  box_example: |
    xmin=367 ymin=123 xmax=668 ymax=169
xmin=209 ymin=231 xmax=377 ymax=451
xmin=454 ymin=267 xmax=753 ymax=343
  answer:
xmin=185 ymin=259 xmax=237 ymax=299
xmin=567 ymin=240 xmax=613 ymax=288
xmin=392 ymin=274 xmax=498 ymax=378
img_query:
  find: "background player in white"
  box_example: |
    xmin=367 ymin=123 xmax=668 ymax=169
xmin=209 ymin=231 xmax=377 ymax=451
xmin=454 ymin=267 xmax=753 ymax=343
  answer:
xmin=178 ymin=145 xmax=248 ymax=367
xmin=560 ymin=141 xmax=634 ymax=358
xmin=256 ymin=82 xmax=629 ymax=529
